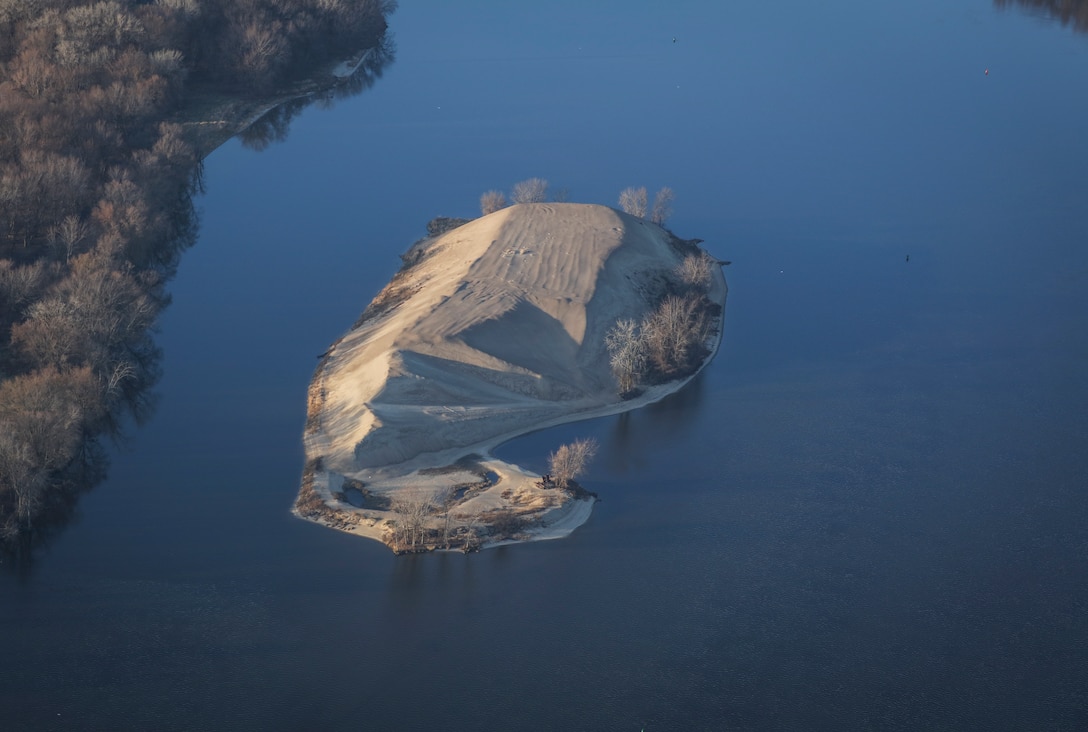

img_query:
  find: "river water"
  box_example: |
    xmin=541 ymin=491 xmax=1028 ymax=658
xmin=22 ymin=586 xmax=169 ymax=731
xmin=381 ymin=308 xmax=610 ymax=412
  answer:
xmin=3 ymin=1 xmax=1088 ymax=729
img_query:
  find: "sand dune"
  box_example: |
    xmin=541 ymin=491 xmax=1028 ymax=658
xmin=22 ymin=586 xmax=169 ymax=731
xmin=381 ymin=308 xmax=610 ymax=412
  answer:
xmin=297 ymin=203 xmax=727 ymax=551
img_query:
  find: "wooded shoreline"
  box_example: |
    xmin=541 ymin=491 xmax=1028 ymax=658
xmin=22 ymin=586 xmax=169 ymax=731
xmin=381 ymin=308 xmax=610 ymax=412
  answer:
xmin=0 ymin=0 xmax=396 ymax=557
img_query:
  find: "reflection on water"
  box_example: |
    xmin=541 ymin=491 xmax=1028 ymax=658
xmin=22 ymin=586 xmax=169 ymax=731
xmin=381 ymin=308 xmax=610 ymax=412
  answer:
xmin=240 ymin=38 xmax=395 ymax=151
xmin=0 ymin=443 xmax=109 ymax=580
xmin=995 ymin=0 xmax=1088 ymax=33
xmin=604 ymin=370 xmax=707 ymax=475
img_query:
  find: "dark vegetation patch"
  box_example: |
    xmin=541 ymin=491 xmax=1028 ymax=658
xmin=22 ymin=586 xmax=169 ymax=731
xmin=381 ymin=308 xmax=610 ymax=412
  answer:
xmin=295 ymin=458 xmax=331 ymax=520
xmin=426 ymin=217 xmax=471 ymax=237
xmin=563 ymin=480 xmax=600 ymax=501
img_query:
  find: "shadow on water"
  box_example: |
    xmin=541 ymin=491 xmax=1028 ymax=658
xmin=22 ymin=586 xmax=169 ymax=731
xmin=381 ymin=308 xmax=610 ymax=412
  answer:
xmin=0 ymin=34 xmax=396 ymax=577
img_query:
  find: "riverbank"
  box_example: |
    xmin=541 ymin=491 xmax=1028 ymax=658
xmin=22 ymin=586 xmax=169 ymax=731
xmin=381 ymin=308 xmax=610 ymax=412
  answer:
xmin=296 ymin=203 xmax=728 ymax=552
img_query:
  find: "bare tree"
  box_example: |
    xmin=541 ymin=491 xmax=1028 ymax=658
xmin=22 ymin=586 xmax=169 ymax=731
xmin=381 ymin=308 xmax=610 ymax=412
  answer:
xmin=0 ymin=259 xmax=51 ymax=315
xmin=0 ymin=365 xmax=102 ymax=536
xmin=435 ymin=486 xmax=455 ymax=550
xmin=642 ymin=294 xmax=711 ymax=378
xmin=651 ymin=187 xmax=674 ymax=225
xmin=548 ymin=437 xmax=599 ymax=490
xmin=511 ymin=177 xmax=548 ymax=204
xmin=480 ymin=189 xmax=507 ymax=215
xmin=459 ymin=511 xmax=482 ymax=552
xmin=676 ymin=251 xmax=715 ymax=292
xmin=390 ymin=492 xmax=434 ymax=552
xmin=605 ymin=318 xmax=646 ymax=395
xmin=618 ymin=186 xmax=648 ymax=218
xmin=48 ymin=215 xmax=88 ymax=263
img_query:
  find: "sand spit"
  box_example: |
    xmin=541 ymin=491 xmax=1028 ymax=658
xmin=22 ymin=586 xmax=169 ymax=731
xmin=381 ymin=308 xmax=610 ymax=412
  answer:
xmin=296 ymin=203 xmax=728 ymax=552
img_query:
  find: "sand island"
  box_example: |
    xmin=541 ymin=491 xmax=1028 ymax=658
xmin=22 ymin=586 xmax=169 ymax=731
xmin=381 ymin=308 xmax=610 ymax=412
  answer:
xmin=295 ymin=201 xmax=727 ymax=552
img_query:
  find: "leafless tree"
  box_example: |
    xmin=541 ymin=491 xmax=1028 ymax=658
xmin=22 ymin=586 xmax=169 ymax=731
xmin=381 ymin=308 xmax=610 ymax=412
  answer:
xmin=390 ymin=492 xmax=433 ymax=552
xmin=548 ymin=437 xmax=599 ymax=490
xmin=434 ymin=486 xmax=456 ymax=550
xmin=459 ymin=511 xmax=483 ymax=552
xmin=232 ymin=17 xmax=287 ymax=90
xmin=651 ymin=187 xmax=674 ymax=225
xmin=676 ymin=250 xmax=715 ymax=292
xmin=48 ymin=215 xmax=88 ymax=263
xmin=605 ymin=318 xmax=646 ymax=395
xmin=0 ymin=365 xmax=102 ymax=536
xmin=480 ymin=189 xmax=507 ymax=215
xmin=618 ymin=186 xmax=648 ymax=218
xmin=511 ymin=177 xmax=548 ymax=204
xmin=0 ymin=259 xmax=51 ymax=315
xmin=642 ymin=294 xmax=711 ymax=377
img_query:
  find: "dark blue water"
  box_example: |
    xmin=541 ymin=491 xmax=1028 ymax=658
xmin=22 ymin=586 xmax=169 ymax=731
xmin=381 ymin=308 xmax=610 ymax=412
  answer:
xmin=3 ymin=2 xmax=1088 ymax=729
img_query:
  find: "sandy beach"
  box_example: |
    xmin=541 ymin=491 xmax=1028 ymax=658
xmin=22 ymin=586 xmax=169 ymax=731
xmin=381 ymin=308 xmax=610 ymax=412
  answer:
xmin=297 ymin=202 xmax=728 ymax=551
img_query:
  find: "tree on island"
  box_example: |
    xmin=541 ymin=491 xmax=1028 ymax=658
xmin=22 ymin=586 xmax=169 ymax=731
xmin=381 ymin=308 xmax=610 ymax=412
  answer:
xmin=650 ymin=187 xmax=674 ymax=225
xmin=548 ymin=438 xmax=598 ymax=491
xmin=676 ymin=250 xmax=715 ymax=292
xmin=511 ymin=177 xmax=549 ymax=204
xmin=390 ymin=492 xmax=432 ymax=553
xmin=618 ymin=187 xmax=648 ymax=218
xmin=619 ymin=186 xmax=674 ymax=225
xmin=642 ymin=294 xmax=711 ymax=379
xmin=480 ymin=190 xmax=507 ymax=215
xmin=606 ymin=318 xmax=646 ymax=397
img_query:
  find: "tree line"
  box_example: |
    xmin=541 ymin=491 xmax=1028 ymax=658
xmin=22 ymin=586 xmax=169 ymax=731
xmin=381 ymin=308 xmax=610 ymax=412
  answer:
xmin=477 ymin=179 xmax=674 ymax=226
xmin=0 ymin=0 xmax=395 ymax=554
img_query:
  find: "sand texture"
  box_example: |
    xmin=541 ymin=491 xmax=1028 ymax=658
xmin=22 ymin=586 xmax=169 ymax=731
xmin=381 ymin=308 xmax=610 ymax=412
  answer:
xmin=297 ymin=203 xmax=727 ymax=551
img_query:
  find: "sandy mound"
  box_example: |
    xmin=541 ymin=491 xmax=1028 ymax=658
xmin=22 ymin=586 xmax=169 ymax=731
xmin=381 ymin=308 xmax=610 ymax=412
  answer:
xmin=298 ymin=202 xmax=727 ymax=551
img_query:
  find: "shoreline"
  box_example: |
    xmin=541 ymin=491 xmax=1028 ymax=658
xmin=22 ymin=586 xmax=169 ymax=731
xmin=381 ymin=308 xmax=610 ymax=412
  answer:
xmin=296 ymin=257 xmax=728 ymax=552
xmin=176 ymin=46 xmax=382 ymax=159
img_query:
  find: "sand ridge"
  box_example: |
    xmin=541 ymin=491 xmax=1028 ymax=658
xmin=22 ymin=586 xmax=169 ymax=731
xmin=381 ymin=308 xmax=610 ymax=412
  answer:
xmin=298 ymin=202 xmax=727 ymax=550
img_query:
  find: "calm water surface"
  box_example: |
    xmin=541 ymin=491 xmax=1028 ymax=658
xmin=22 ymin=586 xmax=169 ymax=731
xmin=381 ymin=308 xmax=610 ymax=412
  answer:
xmin=3 ymin=1 xmax=1087 ymax=729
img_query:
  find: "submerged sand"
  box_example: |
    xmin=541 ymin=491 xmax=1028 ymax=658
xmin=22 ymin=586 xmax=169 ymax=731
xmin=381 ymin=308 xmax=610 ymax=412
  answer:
xmin=297 ymin=202 xmax=727 ymax=551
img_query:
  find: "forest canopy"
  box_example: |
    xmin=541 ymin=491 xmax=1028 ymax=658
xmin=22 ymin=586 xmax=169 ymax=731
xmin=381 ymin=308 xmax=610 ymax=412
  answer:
xmin=0 ymin=0 xmax=395 ymax=553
